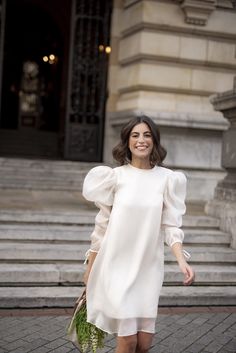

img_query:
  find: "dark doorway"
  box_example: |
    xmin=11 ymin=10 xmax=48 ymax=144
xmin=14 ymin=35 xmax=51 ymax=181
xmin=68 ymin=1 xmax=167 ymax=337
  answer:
xmin=0 ymin=0 xmax=112 ymax=161
xmin=0 ymin=0 xmax=71 ymax=158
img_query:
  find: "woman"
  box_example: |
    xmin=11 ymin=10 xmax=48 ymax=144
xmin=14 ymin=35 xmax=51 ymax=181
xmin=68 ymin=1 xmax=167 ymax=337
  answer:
xmin=82 ymin=115 xmax=195 ymax=353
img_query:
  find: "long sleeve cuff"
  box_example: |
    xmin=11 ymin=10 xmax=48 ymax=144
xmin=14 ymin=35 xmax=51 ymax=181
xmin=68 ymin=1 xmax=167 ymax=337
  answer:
xmin=84 ymin=249 xmax=98 ymax=264
xmin=164 ymin=227 xmax=184 ymax=247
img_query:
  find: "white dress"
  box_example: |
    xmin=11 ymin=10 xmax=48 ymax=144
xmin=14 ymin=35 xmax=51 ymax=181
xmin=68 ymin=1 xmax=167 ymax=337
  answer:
xmin=82 ymin=163 xmax=187 ymax=336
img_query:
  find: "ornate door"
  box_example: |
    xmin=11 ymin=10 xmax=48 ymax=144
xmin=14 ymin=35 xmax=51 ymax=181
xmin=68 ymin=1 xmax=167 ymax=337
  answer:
xmin=65 ymin=0 xmax=112 ymax=161
xmin=0 ymin=0 xmax=6 ymax=117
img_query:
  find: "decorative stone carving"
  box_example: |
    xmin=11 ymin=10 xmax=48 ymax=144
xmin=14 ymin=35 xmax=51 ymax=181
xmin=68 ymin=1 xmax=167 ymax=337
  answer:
xmin=206 ymin=78 xmax=236 ymax=249
xmin=178 ymin=0 xmax=217 ymax=26
xmin=216 ymin=0 xmax=235 ymax=9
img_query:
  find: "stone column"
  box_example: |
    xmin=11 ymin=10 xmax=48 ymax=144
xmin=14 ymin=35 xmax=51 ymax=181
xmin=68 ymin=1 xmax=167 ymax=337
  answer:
xmin=205 ymin=79 xmax=236 ymax=248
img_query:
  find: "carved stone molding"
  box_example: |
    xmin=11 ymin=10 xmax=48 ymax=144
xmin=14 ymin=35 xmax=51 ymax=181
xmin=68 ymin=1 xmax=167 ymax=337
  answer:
xmin=210 ymin=78 xmax=236 ymax=126
xmin=217 ymin=0 xmax=236 ymax=9
xmin=178 ymin=0 xmax=217 ymax=26
xmin=206 ymin=78 xmax=236 ymax=249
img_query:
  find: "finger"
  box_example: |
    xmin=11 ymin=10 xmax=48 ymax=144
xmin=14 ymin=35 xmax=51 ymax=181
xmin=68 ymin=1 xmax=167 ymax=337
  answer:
xmin=186 ymin=265 xmax=194 ymax=277
xmin=184 ymin=277 xmax=192 ymax=285
xmin=185 ymin=270 xmax=195 ymax=285
xmin=182 ymin=270 xmax=189 ymax=285
xmin=183 ymin=267 xmax=195 ymax=285
xmin=183 ymin=276 xmax=191 ymax=285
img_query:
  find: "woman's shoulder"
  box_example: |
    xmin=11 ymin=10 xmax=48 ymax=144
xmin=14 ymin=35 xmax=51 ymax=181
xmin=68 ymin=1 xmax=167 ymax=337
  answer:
xmin=158 ymin=166 xmax=187 ymax=183
xmin=86 ymin=164 xmax=114 ymax=175
xmin=83 ymin=165 xmax=117 ymax=205
xmin=85 ymin=164 xmax=127 ymax=177
xmin=84 ymin=165 xmax=117 ymax=187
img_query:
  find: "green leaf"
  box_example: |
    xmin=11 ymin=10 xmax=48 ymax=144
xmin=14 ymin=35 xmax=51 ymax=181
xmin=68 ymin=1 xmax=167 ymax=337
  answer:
xmin=68 ymin=303 xmax=107 ymax=353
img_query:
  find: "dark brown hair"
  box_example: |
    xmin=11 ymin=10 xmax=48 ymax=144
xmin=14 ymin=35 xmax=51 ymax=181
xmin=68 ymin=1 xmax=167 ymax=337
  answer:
xmin=112 ymin=115 xmax=167 ymax=166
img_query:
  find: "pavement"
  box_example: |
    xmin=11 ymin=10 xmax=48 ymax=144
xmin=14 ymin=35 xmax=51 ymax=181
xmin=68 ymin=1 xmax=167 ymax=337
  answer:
xmin=0 ymin=307 xmax=235 ymax=353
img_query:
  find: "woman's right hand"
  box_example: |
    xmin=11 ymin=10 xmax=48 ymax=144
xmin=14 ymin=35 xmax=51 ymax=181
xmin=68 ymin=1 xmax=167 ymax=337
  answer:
xmin=178 ymin=260 xmax=195 ymax=286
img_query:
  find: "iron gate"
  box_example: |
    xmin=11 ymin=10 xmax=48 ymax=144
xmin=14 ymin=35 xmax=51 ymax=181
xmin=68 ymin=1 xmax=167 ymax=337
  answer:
xmin=65 ymin=0 xmax=112 ymax=161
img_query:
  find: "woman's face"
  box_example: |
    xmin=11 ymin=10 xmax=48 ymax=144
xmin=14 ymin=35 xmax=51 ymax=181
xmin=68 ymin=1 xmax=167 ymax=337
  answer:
xmin=128 ymin=122 xmax=153 ymax=162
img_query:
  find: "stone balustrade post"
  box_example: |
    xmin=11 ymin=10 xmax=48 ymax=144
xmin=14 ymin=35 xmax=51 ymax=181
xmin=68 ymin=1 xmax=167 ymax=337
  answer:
xmin=205 ymin=78 xmax=236 ymax=248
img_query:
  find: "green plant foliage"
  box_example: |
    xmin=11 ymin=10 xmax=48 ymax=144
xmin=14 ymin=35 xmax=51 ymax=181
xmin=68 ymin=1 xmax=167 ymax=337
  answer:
xmin=68 ymin=303 xmax=107 ymax=353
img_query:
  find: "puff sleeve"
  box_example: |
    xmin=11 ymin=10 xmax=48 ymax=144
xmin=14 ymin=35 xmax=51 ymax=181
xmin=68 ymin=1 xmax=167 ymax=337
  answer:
xmin=82 ymin=166 xmax=116 ymax=256
xmin=161 ymin=171 xmax=187 ymax=248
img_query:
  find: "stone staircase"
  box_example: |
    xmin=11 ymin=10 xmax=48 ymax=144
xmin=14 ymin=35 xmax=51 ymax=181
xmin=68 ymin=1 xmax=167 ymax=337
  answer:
xmin=0 ymin=157 xmax=236 ymax=308
xmin=0 ymin=156 xmax=98 ymax=191
xmin=0 ymin=130 xmax=59 ymax=159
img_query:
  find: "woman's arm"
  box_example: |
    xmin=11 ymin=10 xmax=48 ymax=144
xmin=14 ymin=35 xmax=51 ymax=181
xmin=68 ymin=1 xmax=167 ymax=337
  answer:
xmin=83 ymin=203 xmax=112 ymax=286
xmin=171 ymin=242 xmax=195 ymax=285
xmin=82 ymin=166 xmax=116 ymax=286
xmin=83 ymin=251 xmax=98 ymax=285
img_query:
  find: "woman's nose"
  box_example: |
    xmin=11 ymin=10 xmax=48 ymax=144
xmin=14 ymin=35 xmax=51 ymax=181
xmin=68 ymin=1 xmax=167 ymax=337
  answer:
xmin=138 ymin=134 xmax=145 ymax=142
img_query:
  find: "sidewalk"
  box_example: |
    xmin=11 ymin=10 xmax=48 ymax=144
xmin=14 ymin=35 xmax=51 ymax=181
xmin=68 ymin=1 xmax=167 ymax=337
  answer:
xmin=0 ymin=307 xmax=235 ymax=353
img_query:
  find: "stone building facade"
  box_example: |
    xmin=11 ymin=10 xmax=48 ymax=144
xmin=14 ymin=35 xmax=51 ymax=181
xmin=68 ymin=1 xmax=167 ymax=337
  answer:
xmin=105 ymin=0 xmax=236 ymax=203
xmin=0 ymin=0 xmax=236 ymax=307
xmin=0 ymin=0 xmax=236 ymax=204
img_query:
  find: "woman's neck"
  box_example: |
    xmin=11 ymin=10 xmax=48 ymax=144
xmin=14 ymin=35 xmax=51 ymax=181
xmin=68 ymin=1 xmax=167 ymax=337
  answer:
xmin=130 ymin=158 xmax=152 ymax=170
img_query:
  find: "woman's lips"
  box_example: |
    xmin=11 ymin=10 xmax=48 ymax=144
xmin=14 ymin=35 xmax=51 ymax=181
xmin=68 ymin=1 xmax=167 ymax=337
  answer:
xmin=135 ymin=145 xmax=148 ymax=151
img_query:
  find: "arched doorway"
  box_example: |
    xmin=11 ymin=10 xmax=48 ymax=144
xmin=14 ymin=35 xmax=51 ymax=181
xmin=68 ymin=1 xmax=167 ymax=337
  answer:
xmin=0 ymin=0 xmax=112 ymax=161
xmin=0 ymin=0 xmax=70 ymax=158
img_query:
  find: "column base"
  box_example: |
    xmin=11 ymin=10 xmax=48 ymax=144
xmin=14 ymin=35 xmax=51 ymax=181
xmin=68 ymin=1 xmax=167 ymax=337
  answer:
xmin=205 ymin=199 xmax=236 ymax=249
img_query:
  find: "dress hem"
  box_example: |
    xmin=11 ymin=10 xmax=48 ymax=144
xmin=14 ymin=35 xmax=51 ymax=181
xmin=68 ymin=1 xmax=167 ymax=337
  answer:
xmin=87 ymin=318 xmax=156 ymax=337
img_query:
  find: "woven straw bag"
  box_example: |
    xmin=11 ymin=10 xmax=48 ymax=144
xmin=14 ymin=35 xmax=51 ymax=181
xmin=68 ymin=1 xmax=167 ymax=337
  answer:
xmin=67 ymin=289 xmax=107 ymax=353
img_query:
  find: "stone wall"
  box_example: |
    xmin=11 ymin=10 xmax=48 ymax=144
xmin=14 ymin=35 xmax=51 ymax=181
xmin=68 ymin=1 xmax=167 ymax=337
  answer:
xmin=206 ymin=81 xmax=236 ymax=249
xmin=104 ymin=0 xmax=236 ymax=202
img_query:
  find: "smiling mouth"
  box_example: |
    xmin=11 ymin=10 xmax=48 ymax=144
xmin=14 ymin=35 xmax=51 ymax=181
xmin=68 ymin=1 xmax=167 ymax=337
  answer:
xmin=135 ymin=146 xmax=148 ymax=151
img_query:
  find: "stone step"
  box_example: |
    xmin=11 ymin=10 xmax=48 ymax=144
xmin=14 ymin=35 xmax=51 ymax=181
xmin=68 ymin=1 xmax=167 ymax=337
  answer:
xmin=183 ymin=215 xmax=220 ymax=228
xmin=0 ymin=263 xmax=235 ymax=286
xmin=0 ymin=158 xmax=98 ymax=190
xmin=0 ymin=172 xmax=86 ymax=179
xmin=182 ymin=229 xmax=230 ymax=245
xmin=164 ymin=264 xmax=236 ymax=284
xmin=0 ymin=132 xmax=59 ymax=158
xmin=0 ymin=225 xmax=230 ymax=245
xmin=0 ymin=285 xmax=235 ymax=308
xmin=0 ymin=177 xmax=85 ymax=190
xmin=0 ymin=264 xmax=85 ymax=285
xmin=0 ymin=224 xmax=93 ymax=243
xmin=0 ymin=210 xmax=96 ymax=225
xmin=0 ymin=243 xmax=87 ymax=263
xmin=159 ymin=286 xmax=236 ymax=306
xmin=0 ymin=157 xmax=95 ymax=170
xmin=0 ymin=166 xmax=88 ymax=177
xmin=0 ymin=210 xmax=220 ymax=228
xmin=165 ymin=246 xmax=236 ymax=263
xmin=0 ymin=169 xmax=86 ymax=178
xmin=0 ymin=243 xmax=235 ymax=263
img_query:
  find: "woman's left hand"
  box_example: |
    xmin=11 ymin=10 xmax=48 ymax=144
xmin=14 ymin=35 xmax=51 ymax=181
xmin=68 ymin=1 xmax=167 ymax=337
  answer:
xmin=178 ymin=260 xmax=195 ymax=285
